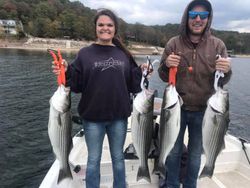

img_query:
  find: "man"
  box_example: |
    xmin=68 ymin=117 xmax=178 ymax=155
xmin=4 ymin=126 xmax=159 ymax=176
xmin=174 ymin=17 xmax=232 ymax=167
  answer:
xmin=158 ymin=0 xmax=232 ymax=188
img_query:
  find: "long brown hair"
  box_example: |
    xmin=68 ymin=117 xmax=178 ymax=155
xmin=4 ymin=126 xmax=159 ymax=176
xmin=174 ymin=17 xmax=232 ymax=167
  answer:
xmin=94 ymin=9 xmax=136 ymax=64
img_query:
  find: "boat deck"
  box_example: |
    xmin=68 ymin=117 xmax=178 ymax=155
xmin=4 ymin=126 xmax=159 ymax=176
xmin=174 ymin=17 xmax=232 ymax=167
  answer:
xmin=40 ymin=129 xmax=250 ymax=188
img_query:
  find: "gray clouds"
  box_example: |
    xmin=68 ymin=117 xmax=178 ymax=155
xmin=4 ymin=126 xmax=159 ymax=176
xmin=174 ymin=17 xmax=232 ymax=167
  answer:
xmin=77 ymin=0 xmax=250 ymax=32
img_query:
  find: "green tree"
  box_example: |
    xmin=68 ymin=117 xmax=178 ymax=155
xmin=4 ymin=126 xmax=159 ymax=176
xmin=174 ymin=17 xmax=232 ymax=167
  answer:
xmin=16 ymin=1 xmax=31 ymax=25
xmin=33 ymin=17 xmax=52 ymax=37
xmin=1 ymin=0 xmax=18 ymax=18
xmin=46 ymin=20 xmax=62 ymax=38
xmin=59 ymin=11 xmax=78 ymax=38
xmin=34 ymin=2 xmax=56 ymax=20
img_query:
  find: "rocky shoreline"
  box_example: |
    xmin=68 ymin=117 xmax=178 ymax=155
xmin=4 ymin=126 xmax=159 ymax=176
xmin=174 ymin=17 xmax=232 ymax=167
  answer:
xmin=0 ymin=37 xmax=164 ymax=55
xmin=3 ymin=38 xmax=248 ymax=57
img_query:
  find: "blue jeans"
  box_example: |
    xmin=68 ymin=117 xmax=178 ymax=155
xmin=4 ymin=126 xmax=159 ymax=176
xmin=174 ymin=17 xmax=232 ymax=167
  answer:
xmin=83 ymin=119 xmax=127 ymax=188
xmin=165 ymin=109 xmax=204 ymax=188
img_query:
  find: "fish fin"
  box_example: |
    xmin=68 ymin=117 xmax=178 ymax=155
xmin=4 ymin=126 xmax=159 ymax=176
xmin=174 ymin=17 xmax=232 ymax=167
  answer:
xmin=213 ymin=113 xmax=220 ymax=125
xmin=199 ymin=165 xmax=214 ymax=179
xmin=152 ymin=157 xmax=160 ymax=175
xmin=137 ymin=167 xmax=151 ymax=183
xmin=224 ymin=111 xmax=230 ymax=129
xmin=57 ymin=115 xmax=62 ymax=126
xmin=214 ymin=113 xmax=226 ymax=128
xmin=157 ymin=162 xmax=166 ymax=179
xmin=57 ymin=168 xmax=73 ymax=184
xmin=178 ymin=95 xmax=183 ymax=106
xmin=69 ymin=137 xmax=73 ymax=151
xmin=221 ymin=140 xmax=226 ymax=150
xmin=136 ymin=113 xmax=141 ymax=124
xmin=163 ymin=110 xmax=170 ymax=121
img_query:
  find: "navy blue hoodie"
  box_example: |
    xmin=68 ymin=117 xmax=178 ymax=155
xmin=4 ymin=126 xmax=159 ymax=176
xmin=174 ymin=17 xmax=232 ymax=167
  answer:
xmin=66 ymin=43 xmax=142 ymax=121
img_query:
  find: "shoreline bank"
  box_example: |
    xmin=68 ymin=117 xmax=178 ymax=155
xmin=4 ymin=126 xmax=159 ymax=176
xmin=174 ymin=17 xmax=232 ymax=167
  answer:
xmin=1 ymin=38 xmax=249 ymax=57
xmin=2 ymin=46 xmax=249 ymax=58
xmin=0 ymin=38 xmax=164 ymax=55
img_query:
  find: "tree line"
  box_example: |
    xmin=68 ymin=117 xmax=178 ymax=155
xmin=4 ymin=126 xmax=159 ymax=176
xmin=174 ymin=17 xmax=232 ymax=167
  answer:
xmin=1 ymin=0 xmax=250 ymax=54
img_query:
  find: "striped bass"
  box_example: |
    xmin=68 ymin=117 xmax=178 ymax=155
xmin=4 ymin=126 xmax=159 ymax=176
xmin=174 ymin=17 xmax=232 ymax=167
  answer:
xmin=131 ymin=87 xmax=155 ymax=183
xmin=156 ymin=84 xmax=182 ymax=178
xmin=48 ymin=85 xmax=73 ymax=184
xmin=199 ymin=87 xmax=229 ymax=178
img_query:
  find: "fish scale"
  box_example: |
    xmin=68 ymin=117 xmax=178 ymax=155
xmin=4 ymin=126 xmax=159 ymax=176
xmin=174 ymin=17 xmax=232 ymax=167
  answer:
xmin=154 ymin=84 xmax=182 ymax=178
xmin=48 ymin=85 xmax=73 ymax=184
xmin=199 ymin=87 xmax=229 ymax=178
xmin=131 ymin=88 xmax=155 ymax=183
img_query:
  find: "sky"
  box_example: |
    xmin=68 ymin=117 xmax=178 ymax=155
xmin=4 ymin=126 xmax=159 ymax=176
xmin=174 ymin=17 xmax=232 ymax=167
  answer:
xmin=75 ymin=0 xmax=250 ymax=33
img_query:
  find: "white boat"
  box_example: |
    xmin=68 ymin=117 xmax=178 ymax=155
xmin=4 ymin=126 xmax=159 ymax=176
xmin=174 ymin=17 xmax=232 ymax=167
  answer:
xmin=40 ymin=98 xmax=250 ymax=188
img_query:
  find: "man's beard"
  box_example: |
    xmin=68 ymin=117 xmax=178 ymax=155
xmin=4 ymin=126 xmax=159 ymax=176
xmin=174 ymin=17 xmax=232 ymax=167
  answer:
xmin=188 ymin=27 xmax=206 ymax=36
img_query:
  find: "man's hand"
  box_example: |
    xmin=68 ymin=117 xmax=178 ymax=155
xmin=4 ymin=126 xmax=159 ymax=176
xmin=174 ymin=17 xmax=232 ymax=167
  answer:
xmin=216 ymin=57 xmax=231 ymax=73
xmin=166 ymin=53 xmax=181 ymax=68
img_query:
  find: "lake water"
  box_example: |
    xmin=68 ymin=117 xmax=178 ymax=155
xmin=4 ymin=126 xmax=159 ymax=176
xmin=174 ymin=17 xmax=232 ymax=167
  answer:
xmin=0 ymin=49 xmax=249 ymax=188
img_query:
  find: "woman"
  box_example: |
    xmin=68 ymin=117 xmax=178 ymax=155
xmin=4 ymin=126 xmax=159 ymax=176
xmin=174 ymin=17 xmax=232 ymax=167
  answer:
xmin=52 ymin=8 xmax=150 ymax=188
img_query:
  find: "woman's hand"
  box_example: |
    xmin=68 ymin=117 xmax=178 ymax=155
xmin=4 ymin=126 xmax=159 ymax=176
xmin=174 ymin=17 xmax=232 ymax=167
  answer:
xmin=140 ymin=63 xmax=153 ymax=75
xmin=52 ymin=59 xmax=68 ymax=75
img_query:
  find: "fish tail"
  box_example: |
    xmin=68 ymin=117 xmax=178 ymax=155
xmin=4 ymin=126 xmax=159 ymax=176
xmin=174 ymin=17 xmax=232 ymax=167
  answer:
xmin=57 ymin=167 xmax=73 ymax=184
xmin=199 ymin=165 xmax=214 ymax=179
xmin=157 ymin=162 xmax=166 ymax=179
xmin=152 ymin=158 xmax=160 ymax=175
xmin=137 ymin=166 xmax=151 ymax=183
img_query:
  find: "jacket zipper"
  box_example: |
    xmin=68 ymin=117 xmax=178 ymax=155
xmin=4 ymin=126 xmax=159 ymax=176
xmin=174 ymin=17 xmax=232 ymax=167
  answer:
xmin=193 ymin=48 xmax=196 ymax=61
xmin=190 ymin=48 xmax=196 ymax=105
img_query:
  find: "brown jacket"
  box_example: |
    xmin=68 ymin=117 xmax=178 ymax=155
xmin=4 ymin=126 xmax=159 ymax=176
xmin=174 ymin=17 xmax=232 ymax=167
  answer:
xmin=158 ymin=0 xmax=232 ymax=111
